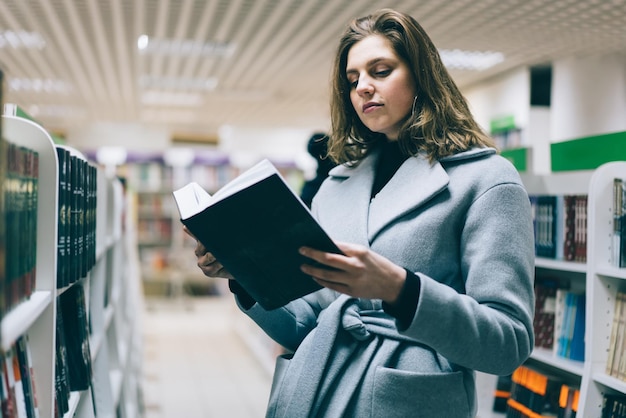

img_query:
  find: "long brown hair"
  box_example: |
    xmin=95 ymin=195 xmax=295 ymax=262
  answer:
xmin=328 ymin=8 xmax=495 ymax=165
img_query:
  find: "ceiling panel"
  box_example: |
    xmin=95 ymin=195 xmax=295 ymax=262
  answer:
xmin=0 ymin=0 xmax=625 ymax=139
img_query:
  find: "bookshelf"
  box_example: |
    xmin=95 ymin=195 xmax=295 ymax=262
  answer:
xmin=513 ymin=162 xmax=626 ymax=416
xmin=1 ymin=112 xmax=143 ymax=418
xmin=125 ymin=157 xmax=237 ymax=296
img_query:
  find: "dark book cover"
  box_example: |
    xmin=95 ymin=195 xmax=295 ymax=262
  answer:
xmin=563 ymin=195 xmax=577 ymax=261
xmin=174 ymin=159 xmax=341 ymax=310
xmin=55 ymin=147 xmax=69 ymax=288
xmin=15 ymin=336 xmax=37 ymax=418
xmin=535 ymin=195 xmax=557 ymax=258
xmin=69 ymin=154 xmax=79 ymax=284
xmin=533 ymin=279 xmax=558 ymax=349
xmin=58 ymin=283 xmax=93 ymax=391
xmin=54 ymin=302 xmax=70 ymax=415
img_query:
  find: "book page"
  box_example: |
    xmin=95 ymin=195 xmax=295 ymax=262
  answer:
xmin=173 ymin=159 xmax=280 ymax=220
xmin=172 ymin=182 xmax=213 ymax=220
xmin=211 ymin=159 xmax=277 ymax=202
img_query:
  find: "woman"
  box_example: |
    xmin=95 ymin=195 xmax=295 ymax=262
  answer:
xmin=193 ymin=9 xmax=534 ymax=417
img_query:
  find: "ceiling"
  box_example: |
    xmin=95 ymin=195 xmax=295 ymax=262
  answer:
xmin=1 ymin=0 xmax=625 ymax=142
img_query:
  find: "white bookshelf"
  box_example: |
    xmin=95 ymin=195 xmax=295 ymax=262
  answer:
xmin=579 ymin=161 xmax=626 ymax=415
xmin=1 ymin=113 xmax=143 ymax=418
xmin=518 ymin=162 xmax=626 ymax=415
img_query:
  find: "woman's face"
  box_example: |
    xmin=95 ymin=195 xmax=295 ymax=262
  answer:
xmin=346 ymin=34 xmax=417 ymax=141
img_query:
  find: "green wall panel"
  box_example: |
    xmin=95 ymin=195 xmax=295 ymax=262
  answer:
xmin=551 ymin=131 xmax=626 ymax=171
xmin=500 ymin=147 xmax=528 ymax=172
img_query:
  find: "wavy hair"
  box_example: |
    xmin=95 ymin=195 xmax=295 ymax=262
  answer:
xmin=327 ymin=8 xmax=495 ymax=165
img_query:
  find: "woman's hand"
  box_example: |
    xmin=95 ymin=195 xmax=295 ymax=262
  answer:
xmin=299 ymin=241 xmax=406 ymax=304
xmin=184 ymin=227 xmax=234 ymax=280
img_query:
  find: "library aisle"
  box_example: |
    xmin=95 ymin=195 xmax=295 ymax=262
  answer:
xmin=140 ymin=293 xmax=502 ymax=418
xmin=141 ymin=295 xmax=273 ymax=418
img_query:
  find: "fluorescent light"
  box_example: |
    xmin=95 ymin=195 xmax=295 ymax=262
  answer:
xmin=27 ymin=104 xmax=86 ymax=119
xmin=141 ymin=90 xmax=204 ymax=107
xmin=137 ymin=34 xmax=236 ymax=57
xmin=139 ymin=75 xmax=218 ymax=91
xmin=8 ymin=77 xmax=73 ymax=94
xmin=0 ymin=30 xmax=45 ymax=49
xmin=439 ymin=49 xmax=505 ymax=71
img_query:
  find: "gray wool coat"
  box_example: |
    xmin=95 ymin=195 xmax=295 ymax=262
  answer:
xmin=237 ymin=147 xmax=535 ymax=418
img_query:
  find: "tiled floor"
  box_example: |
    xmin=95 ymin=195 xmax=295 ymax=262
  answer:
xmin=140 ymin=294 xmax=504 ymax=418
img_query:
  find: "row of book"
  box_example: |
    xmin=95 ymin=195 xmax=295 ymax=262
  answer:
xmin=533 ymin=279 xmax=585 ymax=362
xmin=54 ymin=283 xmax=93 ymax=417
xmin=1 ymin=141 xmax=39 ymax=317
xmin=0 ymin=283 xmax=93 ymax=418
xmin=505 ymin=365 xmax=579 ymax=417
xmin=604 ymin=394 xmax=626 ymax=417
xmin=55 ymin=147 xmax=98 ymax=289
xmin=611 ymin=178 xmax=626 ymax=268
xmin=0 ymin=336 xmax=39 ymax=418
xmin=606 ymin=291 xmax=626 ymax=381
xmin=529 ymin=194 xmax=588 ymax=262
xmin=531 ymin=194 xmax=588 ymax=262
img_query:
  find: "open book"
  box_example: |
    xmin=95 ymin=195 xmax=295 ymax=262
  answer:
xmin=173 ymin=159 xmax=341 ymax=310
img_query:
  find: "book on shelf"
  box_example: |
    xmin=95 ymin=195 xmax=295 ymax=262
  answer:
xmin=55 ymin=146 xmax=98 ymax=288
xmin=2 ymin=142 xmax=39 ymax=315
xmin=506 ymin=365 xmax=575 ymax=417
xmin=529 ymin=194 xmax=587 ymax=262
xmin=15 ymin=336 xmax=39 ymax=418
xmin=54 ymin=300 xmax=70 ymax=417
xmin=612 ymin=177 xmax=626 ymax=268
xmin=607 ymin=291 xmax=626 ymax=380
xmin=602 ymin=393 xmax=626 ymax=418
xmin=533 ymin=279 xmax=558 ymax=350
xmin=0 ymin=67 xmax=5 ymax=318
xmin=554 ymin=291 xmax=585 ymax=362
xmin=58 ymin=283 xmax=92 ymax=392
xmin=1 ymin=336 xmax=40 ymax=418
xmin=173 ymin=158 xmax=342 ymax=310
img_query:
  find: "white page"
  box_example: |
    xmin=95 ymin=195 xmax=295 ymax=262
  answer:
xmin=173 ymin=159 xmax=278 ymax=220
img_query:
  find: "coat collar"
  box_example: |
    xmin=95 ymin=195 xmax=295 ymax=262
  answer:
xmin=325 ymin=147 xmax=495 ymax=243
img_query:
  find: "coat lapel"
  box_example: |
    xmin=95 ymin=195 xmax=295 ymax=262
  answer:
xmin=367 ymin=155 xmax=449 ymax=242
xmin=325 ymin=151 xmax=450 ymax=245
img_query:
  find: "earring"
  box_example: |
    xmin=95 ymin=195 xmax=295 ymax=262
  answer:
xmin=411 ymin=96 xmax=418 ymax=116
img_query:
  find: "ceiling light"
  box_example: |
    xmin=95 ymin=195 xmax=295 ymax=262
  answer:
xmin=27 ymin=104 xmax=86 ymax=119
xmin=139 ymin=75 xmax=218 ymax=91
xmin=141 ymin=90 xmax=204 ymax=107
xmin=8 ymin=77 xmax=73 ymax=94
xmin=137 ymin=34 xmax=236 ymax=57
xmin=439 ymin=49 xmax=505 ymax=71
xmin=0 ymin=30 xmax=45 ymax=49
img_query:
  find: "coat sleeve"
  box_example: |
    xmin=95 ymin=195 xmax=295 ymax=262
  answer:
xmin=402 ymin=182 xmax=535 ymax=375
xmin=234 ymin=287 xmax=339 ymax=352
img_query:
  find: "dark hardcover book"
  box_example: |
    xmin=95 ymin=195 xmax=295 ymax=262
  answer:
xmin=563 ymin=195 xmax=577 ymax=261
xmin=535 ymin=195 xmax=558 ymax=258
xmin=15 ymin=336 xmax=37 ymax=418
xmin=533 ymin=279 xmax=558 ymax=349
xmin=55 ymin=147 xmax=69 ymax=288
xmin=54 ymin=301 xmax=70 ymax=415
xmin=569 ymin=293 xmax=586 ymax=361
xmin=173 ymin=159 xmax=342 ymax=310
xmin=69 ymin=154 xmax=79 ymax=284
xmin=0 ymin=68 xmax=5 ymax=316
xmin=58 ymin=283 xmax=93 ymax=391
xmin=574 ymin=195 xmax=587 ymax=262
